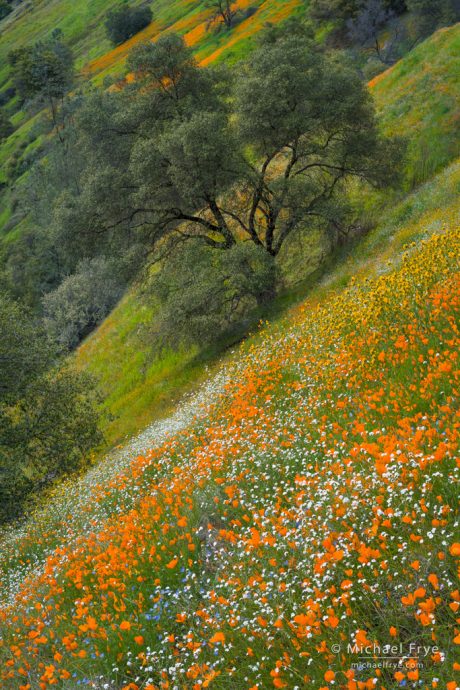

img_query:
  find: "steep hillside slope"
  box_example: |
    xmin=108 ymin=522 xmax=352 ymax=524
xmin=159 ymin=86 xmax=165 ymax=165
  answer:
xmin=1 ymin=157 xmax=459 ymax=688
xmin=0 ymin=18 xmax=459 ymax=690
xmin=370 ymin=23 xmax=460 ymax=186
xmin=75 ymin=24 xmax=460 ymax=448
xmin=0 ymin=0 xmax=304 ymax=271
xmin=0 ymin=0 xmax=302 ymax=88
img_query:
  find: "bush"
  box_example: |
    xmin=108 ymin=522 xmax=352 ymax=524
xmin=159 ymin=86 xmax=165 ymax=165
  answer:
xmin=0 ymin=295 xmax=101 ymax=523
xmin=43 ymin=257 xmax=124 ymax=350
xmin=105 ymin=3 xmax=153 ymax=45
xmin=151 ymin=241 xmax=276 ymax=348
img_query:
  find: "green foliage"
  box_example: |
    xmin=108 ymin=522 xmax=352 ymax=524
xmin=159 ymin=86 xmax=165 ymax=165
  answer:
xmin=105 ymin=2 xmax=153 ymax=46
xmin=8 ymin=30 xmax=74 ymax=105
xmin=0 ymin=294 xmax=102 ymax=523
xmin=43 ymin=257 xmax=124 ymax=350
xmin=20 ymin=28 xmax=399 ymax=351
xmin=126 ymin=34 xmax=219 ymax=113
xmin=0 ymin=297 xmax=53 ymax=402
xmin=151 ymin=241 xmax=276 ymax=346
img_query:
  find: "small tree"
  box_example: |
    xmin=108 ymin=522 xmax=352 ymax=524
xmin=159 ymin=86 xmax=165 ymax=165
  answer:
xmin=206 ymin=0 xmax=238 ymax=29
xmin=105 ymin=2 xmax=153 ymax=45
xmin=8 ymin=30 xmax=74 ymax=134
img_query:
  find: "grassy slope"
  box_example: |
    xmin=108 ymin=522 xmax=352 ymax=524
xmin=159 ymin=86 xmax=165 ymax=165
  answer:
xmin=0 ymin=0 xmax=304 ymax=181
xmin=75 ymin=24 xmax=460 ymax=449
xmin=0 ymin=148 xmax=459 ymax=690
xmin=0 ymin=19 xmax=459 ymax=689
xmin=0 ymin=0 xmax=303 ymax=87
xmin=369 ymin=23 xmax=460 ymax=186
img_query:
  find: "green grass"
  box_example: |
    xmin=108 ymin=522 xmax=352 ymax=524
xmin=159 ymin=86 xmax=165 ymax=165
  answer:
xmin=370 ymin=22 xmax=460 ymax=187
xmin=75 ymin=291 xmax=209 ymax=448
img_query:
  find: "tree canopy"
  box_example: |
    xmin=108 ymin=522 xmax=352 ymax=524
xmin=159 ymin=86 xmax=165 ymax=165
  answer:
xmin=8 ymin=30 xmax=74 ymax=105
xmin=105 ymin=2 xmax=153 ymax=45
xmin=46 ymin=31 xmax=400 ymax=264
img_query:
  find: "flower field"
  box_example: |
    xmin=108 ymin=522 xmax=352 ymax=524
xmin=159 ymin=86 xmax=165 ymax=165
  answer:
xmin=1 ymin=198 xmax=460 ymax=688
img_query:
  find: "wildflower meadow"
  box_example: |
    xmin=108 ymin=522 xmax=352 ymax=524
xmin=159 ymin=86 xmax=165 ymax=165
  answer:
xmin=1 ymin=217 xmax=459 ymax=689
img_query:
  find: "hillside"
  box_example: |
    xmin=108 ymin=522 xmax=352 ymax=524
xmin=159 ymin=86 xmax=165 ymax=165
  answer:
xmin=0 ymin=4 xmax=460 ymax=689
xmin=75 ymin=23 xmax=460 ymax=448
xmin=370 ymin=23 xmax=460 ymax=186
xmin=0 ymin=0 xmax=303 ymax=85
xmin=1 ymin=155 xmax=459 ymax=688
xmin=0 ymin=0 xmax=304 ymax=197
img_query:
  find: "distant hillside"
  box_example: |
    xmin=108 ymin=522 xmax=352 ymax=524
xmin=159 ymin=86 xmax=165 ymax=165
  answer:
xmin=0 ymin=0 xmax=304 ymax=91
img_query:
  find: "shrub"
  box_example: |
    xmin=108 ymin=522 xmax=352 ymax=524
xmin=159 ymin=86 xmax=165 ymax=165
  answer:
xmin=105 ymin=3 xmax=153 ymax=45
xmin=43 ymin=257 xmax=124 ymax=350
